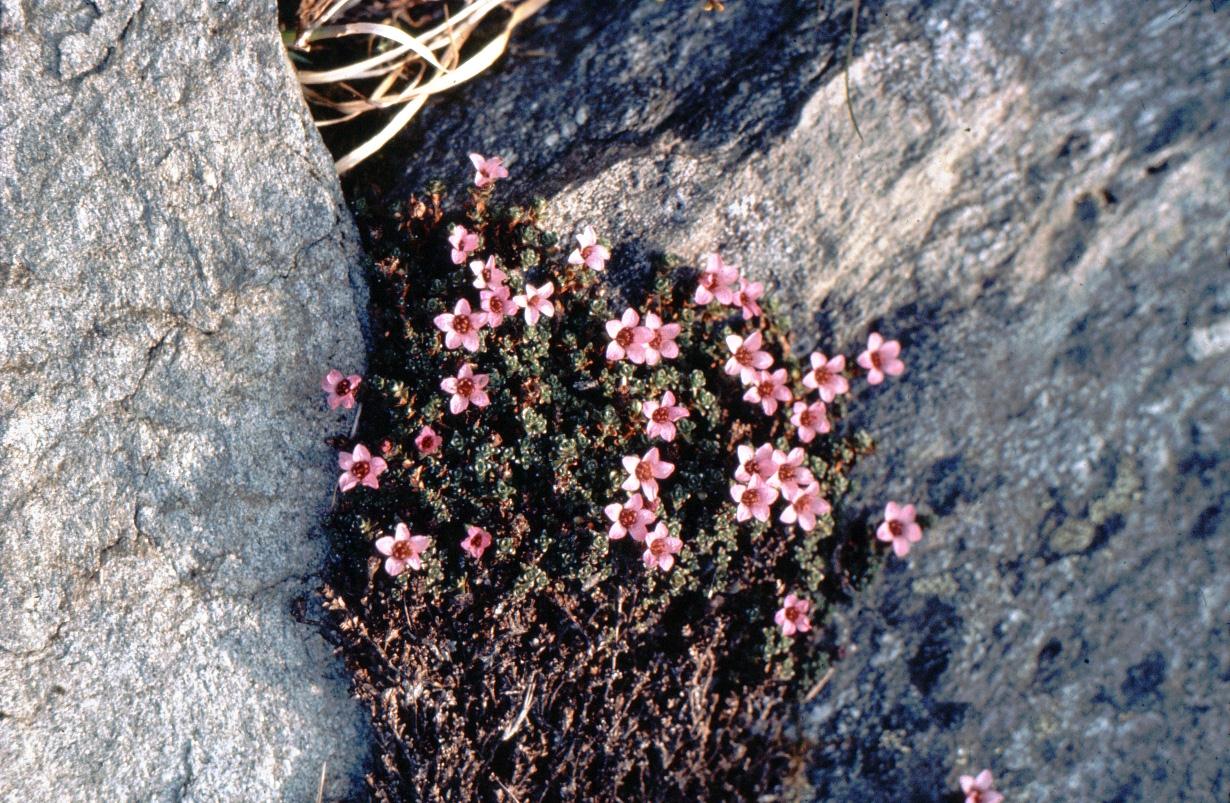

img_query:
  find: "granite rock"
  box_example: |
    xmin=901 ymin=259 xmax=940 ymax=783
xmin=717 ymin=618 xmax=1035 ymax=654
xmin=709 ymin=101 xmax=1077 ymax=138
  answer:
xmin=0 ymin=0 xmax=369 ymax=798
xmin=354 ymin=0 xmax=1230 ymax=798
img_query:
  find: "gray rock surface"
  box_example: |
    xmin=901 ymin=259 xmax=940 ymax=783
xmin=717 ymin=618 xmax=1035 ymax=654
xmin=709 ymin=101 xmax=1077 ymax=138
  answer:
xmin=357 ymin=0 xmax=1230 ymax=799
xmin=0 ymin=0 xmax=369 ymax=798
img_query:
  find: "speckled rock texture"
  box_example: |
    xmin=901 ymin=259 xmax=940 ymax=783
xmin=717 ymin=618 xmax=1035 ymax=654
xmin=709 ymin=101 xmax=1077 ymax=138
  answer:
xmin=0 ymin=0 xmax=369 ymax=798
xmin=352 ymin=0 xmax=1230 ymax=799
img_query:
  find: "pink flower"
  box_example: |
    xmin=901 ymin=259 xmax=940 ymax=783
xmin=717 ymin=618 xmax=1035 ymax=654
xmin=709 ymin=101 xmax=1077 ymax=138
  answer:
xmin=641 ymin=523 xmax=682 ymax=572
xmin=567 ymin=225 xmax=610 ymax=271
xmin=857 ymin=332 xmax=905 ymax=385
xmin=621 ymin=447 xmax=675 ymax=502
xmin=730 ymin=475 xmax=778 ymax=522
xmin=642 ymin=390 xmax=690 ymax=442
xmin=734 ymin=443 xmax=775 ymax=484
xmin=724 ymin=331 xmax=773 ymax=383
xmin=414 ymin=425 xmax=442 ymax=455
xmin=694 ymin=252 xmax=739 ymax=305
xmin=743 ymin=368 xmax=792 ymax=415
xmin=469 ymin=152 xmax=508 ymax=188
xmin=338 ymin=443 xmax=388 ymax=492
xmin=791 ymin=400 xmax=831 ymax=443
xmin=768 ymin=448 xmax=816 ymax=497
xmin=480 ymin=283 xmax=513 ymax=328
xmin=322 ymin=369 xmax=362 ymax=410
xmin=513 ymin=281 xmax=555 ymax=326
xmin=780 ymin=485 xmax=831 ymax=531
xmin=802 ymin=352 xmax=849 ymax=401
xmin=774 ymin=594 xmax=811 ymax=636
xmin=733 ymin=279 xmax=764 ymax=319
xmin=449 ymin=225 xmax=479 ymax=265
xmin=470 ymin=256 xmax=507 ymax=290
xmin=433 ymin=298 xmax=486 ymax=352
xmin=603 ymin=493 xmax=655 ymax=541
xmin=605 ymin=308 xmax=649 ymax=363
xmin=640 ymin=313 xmax=681 ymax=365
xmin=375 ymin=523 xmax=431 ymax=576
xmin=440 ymin=363 xmax=491 ymax=414
xmin=959 ymin=770 xmax=1004 ymax=803
xmin=876 ymin=501 xmax=923 ymax=557
xmin=461 ymin=525 xmax=493 ymax=560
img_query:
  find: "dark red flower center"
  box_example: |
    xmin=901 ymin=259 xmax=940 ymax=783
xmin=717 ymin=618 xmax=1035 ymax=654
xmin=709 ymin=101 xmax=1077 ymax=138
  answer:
xmin=488 ymin=297 xmax=504 ymax=314
xmin=741 ymin=488 xmax=759 ymax=506
xmin=453 ymin=315 xmax=471 ymax=334
xmin=798 ymin=410 xmax=813 ymax=427
xmin=350 ymin=461 xmax=370 ymax=479
xmin=758 ymin=379 xmax=774 ymax=396
xmin=652 ymin=407 xmax=670 ymax=424
xmin=735 ymin=346 xmax=751 ymax=366
xmin=335 ymin=379 xmax=352 ymax=396
xmin=391 ymin=540 xmax=413 ymax=560
xmin=649 ymin=538 xmax=669 ymax=556
xmin=784 ymin=606 xmax=799 ymax=621
xmin=870 ymin=351 xmax=883 ymax=369
xmin=635 ymin=462 xmax=653 ymax=482
xmin=456 ymin=378 xmax=474 ymax=397
xmin=619 ymin=509 xmax=638 ymax=527
xmin=616 ymin=328 xmax=633 ymax=347
xmin=812 ymin=366 xmax=831 ymax=385
xmin=888 ymin=520 xmax=903 ymax=537
xmin=778 ymin=465 xmax=796 ymax=482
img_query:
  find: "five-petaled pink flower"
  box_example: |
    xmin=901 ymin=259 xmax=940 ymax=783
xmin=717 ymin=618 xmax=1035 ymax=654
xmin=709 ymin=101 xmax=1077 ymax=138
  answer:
xmin=733 ymin=279 xmax=764 ymax=320
xmin=338 ymin=443 xmax=387 ymax=492
xmin=461 ymin=525 xmax=493 ymax=560
xmin=322 ymin=369 xmax=362 ymax=410
xmin=734 ymin=443 xmax=775 ymax=484
xmin=567 ymin=226 xmax=610 ymax=271
xmin=375 ymin=523 xmax=431 ymax=576
xmin=513 ymin=281 xmax=555 ymax=325
xmin=774 ymin=593 xmax=812 ymax=636
xmin=694 ymin=252 xmax=739 ymax=305
xmin=470 ymin=256 xmax=507 ymax=290
xmin=480 ymin=284 xmax=513 ymax=328
xmin=876 ymin=501 xmax=923 ymax=557
xmin=730 ymin=475 xmax=778 ymax=522
xmin=768 ymin=448 xmax=816 ymax=498
xmin=803 ymin=352 xmax=849 ymax=401
xmin=469 ymin=152 xmax=508 ymax=188
xmin=791 ymin=400 xmax=831 ymax=443
xmin=605 ymin=308 xmax=649 ymax=363
xmin=440 ymin=363 xmax=491 ymax=414
xmin=414 ymin=425 xmax=442 ymax=455
xmin=640 ymin=313 xmax=681 ymax=365
xmin=642 ymin=390 xmax=690 ymax=442
xmin=724 ymin=331 xmax=773 ymax=383
xmin=641 ymin=523 xmax=682 ymax=572
xmin=621 ymin=447 xmax=675 ymax=502
xmin=434 ymin=298 xmax=486 ymax=352
xmin=959 ymin=770 xmax=1004 ymax=803
xmin=603 ymin=493 xmax=655 ymax=541
xmin=780 ymin=485 xmax=832 ymax=531
xmin=743 ymin=368 xmax=792 ymax=415
xmin=857 ymin=332 xmax=905 ymax=385
xmin=449 ymin=225 xmax=479 ymax=265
